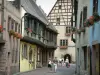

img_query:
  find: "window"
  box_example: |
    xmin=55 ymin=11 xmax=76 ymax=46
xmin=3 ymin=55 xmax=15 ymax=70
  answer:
xmin=66 ymin=27 xmax=71 ymax=33
xmin=59 ymin=5 xmax=62 ymax=9
xmin=56 ymin=18 xmax=60 ymax=24
xmin=24 ymin=44 xmax=27 ymax=58
xmin=93 ymin=0 xmax=98 ymax=13
xmin=8 ymin=17 xmax=11 ymax=31
xmin=79 ymin=11 xmax=83 ymax=28
xmin=15 ymin=22 xmax=18 ymax=32
xmin=10 ymin=0 xmax=20 ymax=10
xmin=11 ymin=19 xmax=14 ymax=30
xmin=83 ymin=6 xmax=87 ymax=26
xmin=60 ymin=39 xmax=68 ymax=46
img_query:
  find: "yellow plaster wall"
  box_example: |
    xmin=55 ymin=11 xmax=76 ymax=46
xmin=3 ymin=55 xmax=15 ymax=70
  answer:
xmin=20 ymin=41 xmax=37 ymax=72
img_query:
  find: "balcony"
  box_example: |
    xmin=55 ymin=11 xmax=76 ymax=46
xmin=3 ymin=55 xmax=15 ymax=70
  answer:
xmin=0 ymin=33 xmax=5 ymax=44
xmin=60 ymin=46 xmax=67 ymax=49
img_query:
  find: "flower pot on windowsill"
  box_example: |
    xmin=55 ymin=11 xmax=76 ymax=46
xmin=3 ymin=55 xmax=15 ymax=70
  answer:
xmin=60 ymin=46 xmax=67 ymax=49
xmin=65 ymin=33 xmax=70 ymax=36
xmin=9 ymin=30 xmax=15 ymax=35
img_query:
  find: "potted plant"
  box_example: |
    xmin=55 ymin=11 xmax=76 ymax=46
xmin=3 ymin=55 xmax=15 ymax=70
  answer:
xmin=17 ymin=33 xmax=22 ymax=39
xmin=0 ymin=25 xmax=3 ymax=33
xmin=88 ymin=16 xmax=94 ymax=25
xmin=14 ymin=32 xmax=18 ymax=37
xmin=9 ymin=30 xmax=15 ymax=35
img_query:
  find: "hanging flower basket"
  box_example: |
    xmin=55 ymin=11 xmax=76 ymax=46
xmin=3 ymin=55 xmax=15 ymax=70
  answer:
xmin=93 ymin=12 xmax=100 ymax=22
xmin=9 ymin=30 xmax=15 ymax=35
xmin=0 ymin=25 xmax=3 ymax=33
xmin=17 ymin=33 xmax=22 ymax=39
xmin=14 ymin=32 xmax=19 ymax=37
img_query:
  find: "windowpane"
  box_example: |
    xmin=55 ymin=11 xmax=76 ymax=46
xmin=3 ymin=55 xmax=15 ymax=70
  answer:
xmin=60 ymin=40 xmax=62 ymax=46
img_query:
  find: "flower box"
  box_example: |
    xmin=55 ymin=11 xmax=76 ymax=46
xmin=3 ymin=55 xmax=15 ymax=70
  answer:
xmin=60 ymin=46 xmax=67 ymax=49
xmin=25 ymin=28 xmax=32 ymax=33
xmin=65 ymin=33 xmax=70 ymax=36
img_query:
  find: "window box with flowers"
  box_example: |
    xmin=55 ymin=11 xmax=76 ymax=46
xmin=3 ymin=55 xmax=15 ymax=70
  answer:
xmin=84 ymin=13 xmax=100 ymax=27
xmin=65 ymin=33 xmax=70 ymax=36
xmin=0 ymin=25 xmax=3 ymax=33
xmin=60 ymin=46 xmax=67 ymax=49
xmin=25 ymin=28 xmax=32 ymax=33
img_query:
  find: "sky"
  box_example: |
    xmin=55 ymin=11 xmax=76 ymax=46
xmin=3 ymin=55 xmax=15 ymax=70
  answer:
xmin=36 ymin=0 xmax=57 ymax=15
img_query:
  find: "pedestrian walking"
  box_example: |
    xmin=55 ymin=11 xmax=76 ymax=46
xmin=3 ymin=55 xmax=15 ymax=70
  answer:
xmin=65 ymin=57 xmax=69 ymax=68
xmin=53 ymin=57 xmax=58 ymax=72
xmin=48 ymin=58 xmax=52 ymax=71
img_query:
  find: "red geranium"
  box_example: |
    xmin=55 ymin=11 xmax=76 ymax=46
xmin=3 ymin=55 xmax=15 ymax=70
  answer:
xmin=27 ymin=28 xmax=32 ymax=33
xmin=0 ymin=25 xmax=3 ymax=32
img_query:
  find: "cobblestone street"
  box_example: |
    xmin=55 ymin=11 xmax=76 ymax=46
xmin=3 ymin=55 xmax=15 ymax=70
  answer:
xmin=15 ymin=64 xmax=76 ymax=75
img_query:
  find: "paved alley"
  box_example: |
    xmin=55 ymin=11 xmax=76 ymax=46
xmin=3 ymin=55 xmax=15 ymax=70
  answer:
xmin=15 ymin=64 xmax=76 ymax=75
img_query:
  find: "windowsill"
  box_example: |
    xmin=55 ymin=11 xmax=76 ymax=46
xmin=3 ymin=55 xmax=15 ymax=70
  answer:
xmin=59 ymin=46 xmax=67 ymax=49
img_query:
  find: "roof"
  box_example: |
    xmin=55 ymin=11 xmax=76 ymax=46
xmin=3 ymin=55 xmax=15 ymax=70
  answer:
xmin=21 ymin=0 xmax=48 ymax=25
xmin=21 ymin=0 xmax=57 ymax=33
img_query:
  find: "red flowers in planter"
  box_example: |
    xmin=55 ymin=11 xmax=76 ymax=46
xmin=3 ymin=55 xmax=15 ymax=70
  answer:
xmin=26 ymin=28 xmax=32 ymax=33
xmin=0 ymin=25 xmax=3 ymax=32
xmin=84 ymin=13 xmax=100 ymax=27
xmin=65 ymin=33 xmax=70 ymax=36
xmin=88 ymin=16 xmax=94 ymax=25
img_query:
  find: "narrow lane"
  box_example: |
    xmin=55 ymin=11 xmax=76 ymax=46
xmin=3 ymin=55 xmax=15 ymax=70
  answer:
xmin=46 ymin=64 xmax=76 ymax=75
xmin=16 ymin=64 xmax=76 ymax=75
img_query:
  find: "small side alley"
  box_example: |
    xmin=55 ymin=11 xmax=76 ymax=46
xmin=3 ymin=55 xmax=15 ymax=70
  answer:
xmin=14 ymin=64 xmax=76 ymax=75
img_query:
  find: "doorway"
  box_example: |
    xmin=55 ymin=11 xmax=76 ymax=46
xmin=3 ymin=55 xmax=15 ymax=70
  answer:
xmin=64 ymin=54 xmax=71 ymax=63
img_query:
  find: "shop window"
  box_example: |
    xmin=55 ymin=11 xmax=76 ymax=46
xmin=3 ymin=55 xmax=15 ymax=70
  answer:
xmin=93 ymin=0 xmax=98 ymax=13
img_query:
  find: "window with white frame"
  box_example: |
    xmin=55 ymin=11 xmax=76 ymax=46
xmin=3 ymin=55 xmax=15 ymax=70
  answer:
xmin=60 ymin=39 xmax=68 ymax=46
